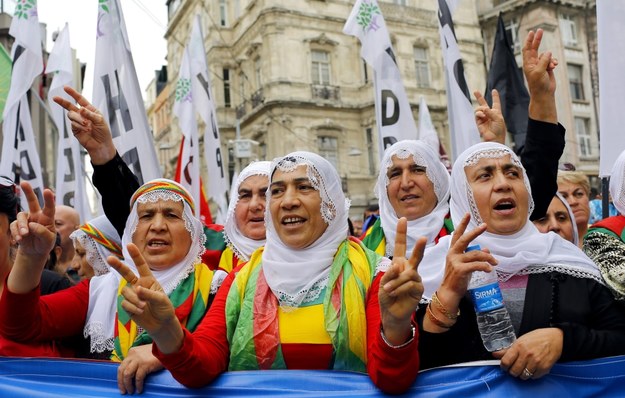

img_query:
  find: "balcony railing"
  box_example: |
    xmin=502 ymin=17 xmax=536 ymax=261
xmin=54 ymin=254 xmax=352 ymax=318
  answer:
xmin=312 ymin=85 xmax=340 ymax=101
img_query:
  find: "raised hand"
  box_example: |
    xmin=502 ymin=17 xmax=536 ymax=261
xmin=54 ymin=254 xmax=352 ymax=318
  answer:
xmin=423 ymin=214 xmax=497 ymax=333
xmin=522 ymin=29 xmax=559 ymax=123
xmin=108 ymin=244 xmax=184 ymax=354
xmin=52 ymin=86 xmax=116 ymax=164
xmin=494 ymin=327 xmax=563 ymax=380
xmin=7 ymin=182 xmax=57 ymax=294
xmin=379 ymin=217 xmax=426 ymax=345
xmin=117 ymin=344 xmax=164 ymax=395
xmin=474 ymin=89 xmax=506 ymax=144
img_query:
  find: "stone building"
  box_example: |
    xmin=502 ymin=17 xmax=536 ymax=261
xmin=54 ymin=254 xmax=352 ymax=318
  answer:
xmin=156 ymin=0 xmax=487 ymax=219
xmin=476 ymin=0 xmax=599 ymax=185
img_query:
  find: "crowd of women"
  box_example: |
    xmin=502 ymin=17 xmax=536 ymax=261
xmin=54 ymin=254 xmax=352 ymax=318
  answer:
xmin=1 ymin=28 xmax=624 ymax=395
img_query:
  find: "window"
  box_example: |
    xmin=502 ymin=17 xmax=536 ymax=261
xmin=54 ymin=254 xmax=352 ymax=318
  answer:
xmin=318 ymin=136 xmax=338 ymax=169
xmin=504 ymin=18 xmax=520 ymax=52
xmin=219 ymin=0 xmax=228 ymax=27
xmin=366 ymin=128 xmax=376 ymax=175
xmin=575 ymin=117 xmax=594 ymax=157
xmin=414 ymin=47 xmax=431 ymax=88
xmin=560 ymin=14 xmax=578 ymax=46
xmin=255 ymin=58 xmax=262 ymax=88
xmin=568 ymin=64 xmax=585 ymax=101
xmin=311 ymin=50 xmax=331 ymax=85
xmin=223 ymin=68 xmax=231 ymax=108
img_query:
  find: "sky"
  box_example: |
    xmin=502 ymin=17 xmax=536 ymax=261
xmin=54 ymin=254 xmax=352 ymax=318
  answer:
xmin=3 ymin=0 xmax=168 ymax=100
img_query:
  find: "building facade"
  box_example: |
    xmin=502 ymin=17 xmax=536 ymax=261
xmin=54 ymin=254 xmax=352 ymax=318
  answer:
xmin=159 ymin=0 xmax=487 ymax=220
xmin=477 ymin=0 xmax=599 ymax=185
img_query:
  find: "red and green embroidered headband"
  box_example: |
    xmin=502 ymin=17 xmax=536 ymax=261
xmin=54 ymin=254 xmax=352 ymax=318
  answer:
xmin=79 ymin=223 xmax=124 ymax=259
xmin=130 ymin=180 xmax=195 ymax=213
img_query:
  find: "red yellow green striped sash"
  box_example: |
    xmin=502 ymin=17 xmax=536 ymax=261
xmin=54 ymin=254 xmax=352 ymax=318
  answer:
xmin=218 ymin=246 xmax=245 ymax=273
xmin=111 ymin=262 xmax=213 ymax=361
xmin=225 ymin=237 xmax=380 ymax=372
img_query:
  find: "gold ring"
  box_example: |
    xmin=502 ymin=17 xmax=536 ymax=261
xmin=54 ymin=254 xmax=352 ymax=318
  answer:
xmin=522 ymin=368 xmax=533 ymax=378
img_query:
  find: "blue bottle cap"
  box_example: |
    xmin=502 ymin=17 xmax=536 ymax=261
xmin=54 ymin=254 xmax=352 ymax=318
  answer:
xmin=466 ymin=244 xmax=481 ymax=252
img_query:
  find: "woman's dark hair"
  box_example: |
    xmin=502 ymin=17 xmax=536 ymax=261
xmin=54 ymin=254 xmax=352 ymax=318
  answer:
xmin=0 ymin=176 xmax=20 ymax=224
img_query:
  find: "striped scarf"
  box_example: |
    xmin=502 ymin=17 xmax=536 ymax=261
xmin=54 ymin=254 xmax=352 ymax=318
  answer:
xmin=79 ymin=223 xmax=123 ymax=259
xmin=111 ymin=262 xmax=214 ymax=361
xmin=218 ymin=246 xmax=245 ymax=273
xmin=225 ymin=237 xmax=380 ymax=372
xmin=361 ymin=216 xmax=454 ymax=256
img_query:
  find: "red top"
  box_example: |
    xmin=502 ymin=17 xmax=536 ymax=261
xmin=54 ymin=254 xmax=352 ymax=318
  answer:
xmin=154 ymin=269 xmax=420 ymax=394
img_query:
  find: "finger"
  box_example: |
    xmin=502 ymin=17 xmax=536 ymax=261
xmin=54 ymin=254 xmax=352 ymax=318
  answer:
xmin=537 ymin=51 xmax=552 ymax=73
xmin=452 ymin=223 xmax=488 ymax=254
xmin=533 ymin=28 xmax=543 ymax=50
xmin=63 ymin=86 xmax=92 ymax=109
xmin=499 ymin=346 xmax=519 ymax=372
xmin=79 ymin=107 xmax=104 ymax=125
xmin=19 ymin=182 xmax=41 ymax=214
xmin=473 ymin=90 xmax=487 ymax=106
xmin=408 ymin=236 xmax=427 ymax=272
xmin=136 ymin=285 xmax=168 ymax=303
xmin=134 ymin=365 xmax=148 ymax=394
xmin=386 ymin=278 xmax=423 ymax=300
xmin=491 ymin=89 xmax=501 ymax=111
xmin=522 ymin=30 xmax=535 ymax=62
xmin=117 ymin=362 xmax=129 ymax=394
xmin=121 ymin=360 xmax=137 ymax=395
xmin=127 ymin=243 xmax=155 ymax=278
xmin=108 ymin=255 xmax=139 ymax=285
xmin=15 ymin=211 xmax=30 ymax=237
xmin=52 ymin=96 xmax=80 ymax=113
xmin=42 ymin=189 xmax=56 ymax=220
xmin=380 ymin=262 xmax=401 ymax=287
xmin=121 ymin=297 xmax=145 ymax=316
xmin=392 ymin=217 xmax=408 ymax=259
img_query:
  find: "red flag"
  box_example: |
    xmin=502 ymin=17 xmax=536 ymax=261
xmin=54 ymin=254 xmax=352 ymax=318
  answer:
xmin=174 ymin=138 xmax=213 ymax=225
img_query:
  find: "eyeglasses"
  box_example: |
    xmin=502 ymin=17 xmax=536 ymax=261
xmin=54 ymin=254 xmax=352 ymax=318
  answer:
xmin=558 ymin=162 xmax=577 ymax=171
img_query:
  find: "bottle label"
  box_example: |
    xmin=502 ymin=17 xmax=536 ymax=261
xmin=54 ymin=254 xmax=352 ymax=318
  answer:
xmin=469 ymin=282 xmax=505 ymax=313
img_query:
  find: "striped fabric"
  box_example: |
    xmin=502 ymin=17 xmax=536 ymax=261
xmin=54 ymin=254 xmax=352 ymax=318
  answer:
xmin=111 ymin=262 xmax=214 ymax=361
xmin=79 ymin=223 xmax=123 ymax=259
xmin=225 ymin=238 xmax=380 ymax=372
xmin=130 ymin=180 xmax=195 ymax=213
xmin=202 ymin=224 xmax=227 ymax=270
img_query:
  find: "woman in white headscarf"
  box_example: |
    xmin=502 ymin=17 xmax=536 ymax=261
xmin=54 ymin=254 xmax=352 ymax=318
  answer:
xmin=109 ymin=151 xmax=425 ymax=394
xmin=69 ymin=215 xmax=122 ymax=280
xmin=0 ymin=179 xmax=227 ymax=393
xmin=362 ymin=140 xmax=451 ymax=260
xmin=417 ymin=142 xmax=625 ymax=380
xmin=584 ymin=149 xmax=625 ymax=301
xmin=533 ymin=192 xmax=579 ymax=246
xmin=220 ymin=161 xmax=271 ymax=272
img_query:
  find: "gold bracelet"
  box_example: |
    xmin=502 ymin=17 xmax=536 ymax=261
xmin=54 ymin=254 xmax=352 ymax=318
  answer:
xmin=426 ymin=303 xmax=455 ymax=329
xmin=431 ymin=291 xmax=460 ymax=320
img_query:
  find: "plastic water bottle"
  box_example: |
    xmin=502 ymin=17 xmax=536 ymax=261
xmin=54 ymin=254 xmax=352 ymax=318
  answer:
xmin=466 ymin=245 xmax=516 ymax=352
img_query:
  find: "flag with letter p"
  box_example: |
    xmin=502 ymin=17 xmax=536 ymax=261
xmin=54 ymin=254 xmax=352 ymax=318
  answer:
xmin=91 ymin=0 xmax=161 ymax=185
xmin=344 ymin=0 xmax=418 ymax=160
xmin=0 ymin=0 xmax=45 ymax=208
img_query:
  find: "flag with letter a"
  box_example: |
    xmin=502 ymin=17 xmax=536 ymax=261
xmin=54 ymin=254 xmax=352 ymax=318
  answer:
xmin=0 ymin=0 xmax=45 ymax=208
xmin=91 ymin=0 xmax=161 ymax=185
xmin=344 ymin=0 xmax=418 ymax=160
xmin=188 ymin=16 xmax=229 ymax=223
xmin=437 ymin=0 xmax=480 ymax=160
xmin=47 ymin=24 xmax=91 ymax=221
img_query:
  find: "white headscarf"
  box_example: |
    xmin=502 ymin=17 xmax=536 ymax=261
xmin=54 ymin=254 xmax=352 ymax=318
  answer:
xmin=262 ymin=151 xmax=350 ymax=308
xmin=69 ymin=215 xmax=122 ymax=277
xmin=83 ymin=179 xmax=208 ymax=353
xmin=610 ymin=149 xmax=625 ymax=215
xmin=419 ymin=142 xmax=602 ymax=299
xmin=554 ymin=192 xmax=579 ymax=247
xmin=223 ymin=161 xmax=271 ymax=261
xmin=375 ymin=140 xmax=450 ymax=256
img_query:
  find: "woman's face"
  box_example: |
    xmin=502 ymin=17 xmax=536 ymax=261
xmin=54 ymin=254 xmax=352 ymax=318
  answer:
xmin=70 ymin=240 xmax=95 ymax=280
xmin=270 ymin=165 xmax=328 ymax=249
xmin=386 ymin=155 xmax=438 ymax=221
xmin=234 ymin=175 xmax=268 ymax=240
xmin=558 ymin=181 xmax=590 ymax=227
xmin=464 ymin=155 xmax=529 ymax=235
xmin=533 ymin=196 xmax=575 ymax=243
xmin=133 ymin=200 xmax=192 ymax=270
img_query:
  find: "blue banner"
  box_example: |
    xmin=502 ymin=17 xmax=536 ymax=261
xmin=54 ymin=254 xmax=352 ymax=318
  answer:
xmin=1 ymin=356 xmax=624 ymax=397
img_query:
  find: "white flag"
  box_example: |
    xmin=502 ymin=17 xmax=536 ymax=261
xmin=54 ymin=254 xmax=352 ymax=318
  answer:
xmin=0 ymin=0 xmax=45 ymax=208
xmin=437 ymin=0 xmax=480 ymax=160
xmin=418 ymin=97 xmax=440 ymax=153
xmin=173 ymin=48 xmax=201 ymax=219
xmin=344 ymin=0 xmax=418 ymax=160
xmin=597 ymin=0 xmax=625 ymax=177
xmin=188 ymin=16 xmax=228 ymax=223
xmin=91 ymin=0 xmax=161 ymax=185
xmin=46 ymin=24 xmax=90 ymax=222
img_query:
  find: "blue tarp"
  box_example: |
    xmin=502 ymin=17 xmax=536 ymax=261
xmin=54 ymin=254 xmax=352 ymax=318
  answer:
xmin=0 ymin=356 xmax=624 ymax=397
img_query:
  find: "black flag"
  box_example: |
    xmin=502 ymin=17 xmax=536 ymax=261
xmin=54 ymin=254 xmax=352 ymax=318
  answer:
xmin=485 ymin=14 xmax=530 ymax=152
